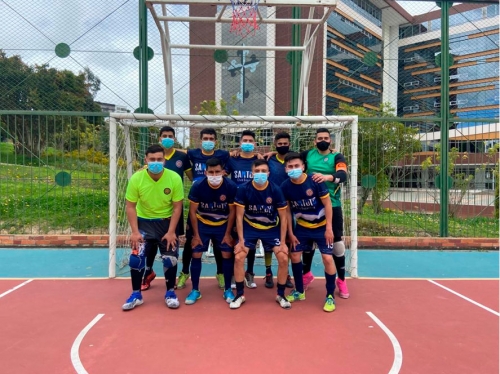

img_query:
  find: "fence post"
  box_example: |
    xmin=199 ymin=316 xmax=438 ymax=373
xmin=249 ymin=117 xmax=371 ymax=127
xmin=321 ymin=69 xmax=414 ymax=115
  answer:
xmin=109 ymin=116 xmax=117 ymax=278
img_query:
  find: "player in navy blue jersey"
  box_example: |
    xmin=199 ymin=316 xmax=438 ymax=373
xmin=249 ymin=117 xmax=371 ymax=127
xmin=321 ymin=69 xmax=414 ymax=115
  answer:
xmin=141 ymin=126 xmax=193 ymax=292
xmin=185 ymin=158 xmax=238 ymax=305
xmin=177 ymin=128 xmax=230 ymax=290
xmin=231 ymin=159 xmax=291 ymax=310
xmin=281 ymin=152 xmax=337 ymax=312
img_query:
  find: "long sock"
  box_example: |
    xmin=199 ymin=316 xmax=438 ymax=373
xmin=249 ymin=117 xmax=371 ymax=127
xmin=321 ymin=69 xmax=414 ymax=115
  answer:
xmin=223 ymin=257 xmax=234 ymax=291
xmin=277 ymin=283 xmax=286 ymax=297
xmin=214 ymin=247 xmax=223 ymax=275
xmin=190 ymin=257 xmax=202 ymax=290
xmin=265 ymin=252 xmax=272 ymax=267
xmin=325 ymin=272 xmax=337 ymax=298
xmin=291 ymin=262 xmax=304 ymax=293
xmin=333 ymin=255 xmax=346 ymax=281
xmin=165 ymin=266 xmax=177 ymax=291
xmin=246 ymin=250 xmax=256 ymax=274
xmin=236 ymin=281 xmax=244 ymax=296
xmin=181 ymin=236 xmax=192 ymax=274
xmin=131 ymin=268 xmax=145 ymax=291
xmin=144 ymin=248 xmax=157 ymax=278
xmin=302 ymin=250 xmax=315 ymax=274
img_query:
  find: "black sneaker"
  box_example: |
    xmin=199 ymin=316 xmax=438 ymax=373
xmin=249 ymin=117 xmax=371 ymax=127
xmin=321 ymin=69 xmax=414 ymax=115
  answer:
xmin=264 ymin=273 xmax=274 ymax=288
xmin=285 ymin=275 xmax=294 ymax=288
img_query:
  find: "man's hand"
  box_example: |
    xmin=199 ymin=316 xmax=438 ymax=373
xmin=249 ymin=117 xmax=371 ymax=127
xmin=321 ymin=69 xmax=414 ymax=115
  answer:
xmin=311 ymin=173 xmax=330 ymax=183
xmin=229 ymin=150 xmax=240 ymax=157
xmin=130 ymin=232 xmax=143 ymax=251
xmin=191 ymin=235 xmax=202 ymax=249
xmin=221 ymin=233 xmax=234 ymax=247
xmin=263 ymin=151 xmax=275 ymax=160
xmin=234 ymin=241 xmax=248 ymax=255
xmin=325 ymin=227 xmax=334 ymax=246
xmin=161 ymin=232 xmax=178 ymax=251
xmin=288 ymin=234 xmax=300 ymax=250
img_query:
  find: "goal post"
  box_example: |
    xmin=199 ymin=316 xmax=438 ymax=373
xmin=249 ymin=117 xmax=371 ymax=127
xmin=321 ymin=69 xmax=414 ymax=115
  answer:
xmin=108 ymin=113 xmax=358 ymax=278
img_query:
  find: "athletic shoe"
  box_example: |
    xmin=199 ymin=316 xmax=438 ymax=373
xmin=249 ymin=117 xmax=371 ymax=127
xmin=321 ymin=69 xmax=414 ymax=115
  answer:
xmin=122 ymin=291 xmax=143 ymax=311
xmin=336 ymin=278 xmax=350 ymax=299
xmin=286 ymin=289 xmax=306 ymax=303
xmin=303 ymin=271 xmax=315 ymax=290
xmin=244 ymin=272 xmax=257 ymax=289
xmin=229 ymin=295 xmax=246 ymax=309
xmin=140 ymin=270 xmax=156 ymax=291
xmin=185 ymin=289 xmax=202 ymax=305
xmin=176 ymin=272 xmax=190 ymax=289
xmin=285 ymin=274 xmax=294 ymax=288
xmin=323 ymin=295 xmax=336 ymax=312
xmin=276 ymin=295 xmax=292 ymax=309
xmin=230 ymin=276 xmax=236 ymax=289
xmin=223 ymin=289 xmax=234 ymax=304
xmin=264 ymin=272 xmax=274 ymax=288
xmin=216 ymin=273 xmax=225 ymax=290
xmin=165 ymin=290 xmax=180 ymax=309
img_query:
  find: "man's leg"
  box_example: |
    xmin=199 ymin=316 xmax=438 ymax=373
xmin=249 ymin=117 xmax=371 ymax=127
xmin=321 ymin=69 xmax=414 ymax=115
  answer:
xmin=122 ymin=240 xmax=151 ymax=311
xmin=244 ymin=248 xmax=257 ymax=289
xmin=321 ymin=253 xmax=337 ymax=312
xmin=178 ymin=222 xmax=192 ymax=289
xmin=229 ymin=246 xmax=249 ymax=309
xmin=264 ymin=252 xmax=274 ymax=288
xmin=272 ymin=245 xmax=291 ymax=309
xmin=156 ymin=220 xmax=180 ymax=309
xmin=141 ymin=246 xmax=157 ymax=291
xmin=332 ymin=206 xmax=349 ymax=298
xmin=286 ymin=251 xmax=305 ymax=302
xmin=302 ymin=250 xmax=315 ymax=290
xmin=213 ymin=245 xmax=225 ymax=289
xmin=221 ymin=251 xmax=235 ymax=303
xmin=185 ymin=251 xmax=203 ymax=305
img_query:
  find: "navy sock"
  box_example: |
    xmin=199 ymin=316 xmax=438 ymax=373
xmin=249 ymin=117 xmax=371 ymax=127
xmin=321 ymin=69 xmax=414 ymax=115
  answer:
xmin=302 ymin=250 xmax=315 ymax=274
xmin=190 ymin=257 xmax=202 ymax=290
xmin=131 ymin=268 xmax=145 ymax=291
xmin=181 ymin=237 xmax=192 ymax=274
xmin=325 ymin=272 xmax=337 ymax=298
xmin=277 ymin=283 xmax=286 ymax=297
xmin=214 ymin=247 xmax=223 ymax=274
xmin=236 ymin=281 xmax=244 ymax=296
xmin=291 ymin=262 xmax=304 ymax=293
xmin=333 ymin=255 xmax=346 ymax=281
xmin=165 ymin=265 xmax=177 ymax=291
xmin=223 ymin=257 xmax=234 ymax=291
xmin=265 ymin=265 xmax=272 ymax=275
xmin=246 ymin=250 xmax=256 ymax=274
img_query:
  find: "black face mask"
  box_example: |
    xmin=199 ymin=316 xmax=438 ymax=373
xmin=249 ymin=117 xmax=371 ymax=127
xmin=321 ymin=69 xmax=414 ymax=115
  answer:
xmin=316 ymin=141 xmax=330 ymax=151
xmin=276 ymin=146 xmax=290 ymax=155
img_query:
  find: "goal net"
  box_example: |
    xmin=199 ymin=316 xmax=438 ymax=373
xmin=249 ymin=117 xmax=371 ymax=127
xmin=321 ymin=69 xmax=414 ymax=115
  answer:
xmin=108 ymin=113 xmax=358 ymax=278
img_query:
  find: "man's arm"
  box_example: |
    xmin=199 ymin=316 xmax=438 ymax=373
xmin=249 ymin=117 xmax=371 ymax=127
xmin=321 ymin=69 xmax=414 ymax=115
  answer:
xmin=226 ymin=205 xmax=236 ymax=237
xmin=277 ymin=207 xmax=288 ymax=245
xmin=185 ymin=169 xmax=194 ymax=182
xmin=235 ymin=205 xmax=245 ymax=243
xmin=321 ymin=195 xmax=334 ymax=245
xmin=126 ymin=200 xmax=141 ymax=250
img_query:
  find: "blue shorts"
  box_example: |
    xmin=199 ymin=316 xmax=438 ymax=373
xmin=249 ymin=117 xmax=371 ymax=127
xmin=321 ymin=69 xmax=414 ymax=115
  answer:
xmin=293 ymin=225 xmax=333 ymax=255
xmin=192 ymin=221 xmax=233 ymax=253
xmin=242 ymin=224 xmax=281 ymax=253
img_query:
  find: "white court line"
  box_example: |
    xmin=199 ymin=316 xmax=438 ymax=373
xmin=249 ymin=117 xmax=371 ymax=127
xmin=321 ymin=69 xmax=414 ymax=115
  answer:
xmin=428 ymin=280 xmax=500 ymax=317
xmin=0 ymin=279 xmax=33 ymax=299
xmin=366 ymin=311 xmax=403 ymax=374
xmin=71 ymin=314 xmax=105 ymax=374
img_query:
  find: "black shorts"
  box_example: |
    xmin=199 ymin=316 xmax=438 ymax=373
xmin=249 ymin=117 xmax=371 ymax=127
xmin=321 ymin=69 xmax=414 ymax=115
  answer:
xmin=138 ymin=217 xmax=179 ymax=258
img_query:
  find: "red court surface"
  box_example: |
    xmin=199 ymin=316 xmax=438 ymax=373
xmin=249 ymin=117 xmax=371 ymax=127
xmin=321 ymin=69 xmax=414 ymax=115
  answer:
xmin=0 ymin=278 xmax=498 ymax=374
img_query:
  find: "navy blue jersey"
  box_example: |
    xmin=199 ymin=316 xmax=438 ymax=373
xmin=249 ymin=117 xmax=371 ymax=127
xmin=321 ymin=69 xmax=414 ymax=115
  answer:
xmin=187 ymin=149 xmax=230 ymax=182
xmin=234 ymin=181 xmax=287 ymax=230
xmin=268 ymin=154 xmax=288 ymax=185
xmin=163 ymin=150 xmax=192 ymax=180
xmin=226 ymin=155 xmax=258 ymax=185
xmin=281 ymin=174 xmax=330 ymax=229
xmin=188 ymin=177 xmax=237 ymax=226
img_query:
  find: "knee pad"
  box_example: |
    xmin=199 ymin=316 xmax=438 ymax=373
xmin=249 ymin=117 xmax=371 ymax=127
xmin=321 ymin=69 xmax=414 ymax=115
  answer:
xmin=162 ymin=254 xmax=178 ymax=270
xmin=333 ymin=241 xmax=345 ymax=257
xmin=129 ymin=253 xmax=146 ymax=271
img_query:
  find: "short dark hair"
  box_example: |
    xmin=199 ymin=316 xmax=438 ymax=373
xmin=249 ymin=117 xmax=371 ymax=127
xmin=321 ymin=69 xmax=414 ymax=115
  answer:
xmin=316 ymin=128 xmax=330 ymax=136
xmin=284 ymin=152 xmax=303 ymax=165
xmin=206 ymin=157 xmax=223 ymax=169
xmin=241 ymin=130 xmax=256 ymax=140
xmin=274 ymin=132 xmax=290 ymax=142
xmin=252 ymin=159 xmax=269 ymax=169
xmin=146 ymin=144 xmax=165 ymax=156
xmin=200 ymin=128 xmax=217 ymax=139
xmin=159 ymin=126 xmax=175 ymax=137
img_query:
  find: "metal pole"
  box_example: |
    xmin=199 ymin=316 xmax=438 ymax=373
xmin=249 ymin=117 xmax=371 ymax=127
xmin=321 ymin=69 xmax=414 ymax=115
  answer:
xmin=291 ymin=7 xmax=301 ymax=150
xmin=139 ymin=0 xmax=149 ymax=155
xmin=109 ymin=117 xmax=117 ymax=278
xmin=439 ymin=1 xmax=450 ymax=236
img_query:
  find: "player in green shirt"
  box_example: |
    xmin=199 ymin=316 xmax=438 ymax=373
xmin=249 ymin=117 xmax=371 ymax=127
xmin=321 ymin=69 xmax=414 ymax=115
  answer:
xmin=122 ymin=144 xmax=184 ymax=311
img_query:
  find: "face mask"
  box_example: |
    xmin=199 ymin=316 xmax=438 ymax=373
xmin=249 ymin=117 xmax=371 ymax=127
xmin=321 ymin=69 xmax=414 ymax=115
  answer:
xmin=241 ymin=143 xmax=255 ymax=153
xmin=316 ymin=141 xmax=330 ymax=152
xmin=207 ymin=175 xmax=223 ymax=186
xmin=148 ymin=161 xmax=164 ymax=174
xmin=160 ymin=137 xmax=175 ymax=149
xmin=287 ymin=168 xmax=303 ymax=179
xmin=253 ymin=172 xmax=268 ymax=185
xmin=276 ymin=146 xmax=289 ymax=155
xmin=202 ymin=141 xmax=215 ymax=151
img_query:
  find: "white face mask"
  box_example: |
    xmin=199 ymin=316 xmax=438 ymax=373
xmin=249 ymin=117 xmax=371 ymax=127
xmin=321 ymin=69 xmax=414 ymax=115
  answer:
xmin=207 ymin=175 xmax=223 ymax=186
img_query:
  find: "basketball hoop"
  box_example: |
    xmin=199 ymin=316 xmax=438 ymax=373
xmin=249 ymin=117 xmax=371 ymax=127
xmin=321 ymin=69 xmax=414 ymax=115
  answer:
xmin=230 ymin=0 xmax=260 ymax=37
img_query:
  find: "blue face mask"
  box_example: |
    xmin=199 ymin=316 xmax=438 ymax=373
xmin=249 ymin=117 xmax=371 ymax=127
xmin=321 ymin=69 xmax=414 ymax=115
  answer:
xmin=287 ymin=168 xmax=303 ymax=179
xmin=241 ymin=143 xmax=255 ymax=153
xmin=148 ymin=161 xmax=164 ymax=174
xmin=253 ymin=172 xmax=268 ymax=185
xmin=202 ymin=141 xmax=215 ymax=151
xmin=160 ymin=137 xmax=175 ymax=149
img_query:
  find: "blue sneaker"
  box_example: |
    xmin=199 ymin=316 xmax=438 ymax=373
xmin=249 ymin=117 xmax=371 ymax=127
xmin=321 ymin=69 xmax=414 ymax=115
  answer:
xmin=122 ymin=291 xmax=143 ymax=311
xmin=165 ymin=290 xmax=180 ymax=309
xmin=223 ymin=289 xmax=234 ymax=304
xmin=185 ymin=289 xmax=202 ymax=305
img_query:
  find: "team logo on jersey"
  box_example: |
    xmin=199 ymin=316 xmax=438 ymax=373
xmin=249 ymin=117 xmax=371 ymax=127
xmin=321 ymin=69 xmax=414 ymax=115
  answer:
xmin=323 ymin=157 xmax=328 ymax=162
xmin=306 ymin=189 xmax=313 ymax=196
xmin=175 ymin=160 xmax=183 ymax=168
xmin=220 ymin=195 xmax=226 ymax=201
xmin=266 ymin=197 xmax=272 ymax=204
xmin=164 ymin=188 xmax=171 ymax=195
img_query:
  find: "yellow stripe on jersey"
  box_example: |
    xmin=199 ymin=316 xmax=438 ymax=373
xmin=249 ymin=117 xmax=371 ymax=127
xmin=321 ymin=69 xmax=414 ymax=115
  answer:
xmin=244 ymin=216 xmax=279 ymax=230
xmin=196 ymin=214 xmax=227 ymax=226
xmin=277 ymin=206 xmax=288 ymax=210
xmin=234 ymin=202 xmax=245 ymax=208
xmin=296 ymin=218 xmax=327 ymax=229
xmin=320 ymin=193 xmax=330 ymax=199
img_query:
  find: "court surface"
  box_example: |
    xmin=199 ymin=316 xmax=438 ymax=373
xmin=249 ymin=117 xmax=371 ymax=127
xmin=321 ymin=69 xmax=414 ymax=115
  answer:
xmin=0 ymin=249 xmax=498 ymax=374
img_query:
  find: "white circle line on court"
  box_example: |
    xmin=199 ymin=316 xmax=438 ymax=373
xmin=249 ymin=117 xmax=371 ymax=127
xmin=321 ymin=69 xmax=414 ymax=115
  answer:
xmin=71 ymin=314 xmax=105 ymax=374
xmin=0 ymin=279 xmax=33 ymax=299
xmin=366 ymin=311 xmax=403 ymax=374
xmin=428 ymin=279 xmax=500 ymax=317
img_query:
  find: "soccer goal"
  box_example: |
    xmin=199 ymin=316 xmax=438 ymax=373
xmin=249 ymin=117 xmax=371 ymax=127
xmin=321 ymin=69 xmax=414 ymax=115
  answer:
xmin=108 ymin=113 xmax=358 ymax=278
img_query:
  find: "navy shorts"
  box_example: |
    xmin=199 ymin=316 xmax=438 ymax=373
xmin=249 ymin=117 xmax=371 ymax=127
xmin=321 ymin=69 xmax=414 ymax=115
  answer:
xmin=242 ymin=224 xmax=281 ymax=253
xmin=138 ymin=217 xmax=179 ymax=258
xmin=192 ymin=221 xmax=233 ymax=253
xmin=293 ymin=225 xmax=333 ymax=255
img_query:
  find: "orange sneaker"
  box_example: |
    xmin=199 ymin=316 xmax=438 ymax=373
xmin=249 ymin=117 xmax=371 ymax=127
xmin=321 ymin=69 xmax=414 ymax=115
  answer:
xmin=141 ymin=270 xmax=156 ymax=291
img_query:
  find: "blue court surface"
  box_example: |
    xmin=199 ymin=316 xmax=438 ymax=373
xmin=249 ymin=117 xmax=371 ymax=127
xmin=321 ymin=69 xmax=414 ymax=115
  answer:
xmin=0 ymin=248 xmax=498 ymax=279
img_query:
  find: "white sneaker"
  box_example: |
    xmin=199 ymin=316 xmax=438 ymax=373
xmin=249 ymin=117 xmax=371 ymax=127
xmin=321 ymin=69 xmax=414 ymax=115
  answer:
xmin=165 ymin=290 xmax=180 ymax=309
xmin=229 ymin=295 xmax=246 ymax=309
xmin=122 ymin=292 xmax=143 ymax=311
xmin=244 ymin=272 xmax=257 ymax=289
xmin=276 ymin=295 xmax=291 ymax=309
